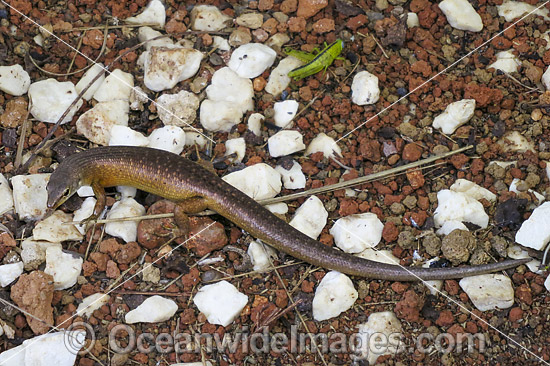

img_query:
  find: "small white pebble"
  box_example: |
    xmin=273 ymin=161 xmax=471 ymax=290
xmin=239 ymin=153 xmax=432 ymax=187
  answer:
xmin=351 ymin=71 xmax=380 ymax=105
xmin=144 ymin=47 xmax=204 ymax=92
xmin=247 ymin=240 xmax=278 ymax=271
xmin=330 ymin=213 xmax=384 ymax=253
xmin=130 ymin=86 xmax=149 ymax=110
xmin=439 ymin=0 xmax=483 ymax=32
xmin=289 ymin=196 xmax=328 ymax=239
xmin=305 ymin=133 xmax=342 ymax=158
xmin=93 ymin=69 xmax=134 ymax=102
xmin=275 ymin=161 xmax=306 ymax=189
xmin=105 ymin=198 xmax=146 ymax=243
xmin=0 ymin=64 xmax=31 ymax=96
xmin=190 ymin=5 xmax=231 ymax=31
xmin=248 ymin=113 xmax=264 ymax=136
xmin=117 ymin=186 xmax=137 ymax=198
xmin=228 ymin=43 xmax=277 ymax=79
xmin=206 ymin=67 xmax=254 ymax=114
xmin=0 ymin=174 xmax=14 ymax=215
xmin=236 ymin=13 xmax=263 ymax=29
xmin=193 ymin=281 xmax=248 ymax=326
xmin=542 ymin=66 xmax=550 ymax=91
xmin=28 ymin=79 xmax=83 ymax=123
xmin=407 ymin=12 xmax=419 ymax=27
xmin=497 ymin=1 xmax=550 ymax=22
xmin=515 ymin=202 xmax=550 ymax=250
xmin=212 ymin=36 xmax=230 ymax=51
xmin=222 ymin=164 xmax=282 ymax=200
xmin=273 ymin=100 xmax=299 ymax=128
xmin=509 ymin=178 xmax=545 ymax=205
xmin=11 ymin=174 xmax=50 ymax=220
xmin=489 ymin=50 xmax=521 ymax=73
xmin=432 ymin=99 xmax=476 ymax=135
xmin=125 ymin=0 xmax=166 ymax=28
xmin=156 ymin=90 xmax=200 ymax=127
xmin=356 ymin=312 xmax=403 ymax=364
xmin=75 ymin=63 xmax=105 ymax=101
xmin=0 ymin=262 xmax=24 ymax=287
xmin=138 ymin=26 xmax=174 ymax=51
xmin=436 ymin=220 xmax=468 ymax=236
xmin=147 ymin=126 xmax=186 ymax=154
xmin=450 ymin=179 xmax=496 ymax=202
xmin=125 ymin=296 xmax=178 ymax=323
xmin=268 ymin=130 xmax=305 ymax=157
xmin=45 ymin=246 xmax=83 ymax=290
xmin=185 ymin=132 xmax=207 ymax=148
xmin=225 ymin=138 xmax=246 ymax=162
xmin=507 ymin=244 xmax=542 ymax=274
xmin=77 ymin=186 xmax=94 ymax=197
xmin=73 ymin=197 xmax=97 ymax=235
xmin=32 ymin=210 xmax=83 ymax=242
xmin=76 ymin=293 xmax=110 ymax=318
xmin=265 ymin=57 xmax=303 ymax=96
xmin=109 ymin=125 xmax=149 ymax=147
xmin=497 ymin=131 xmax=535 ymax=153
xmin=76 ymin=100 xmax=129 ymax=146
xmin=266 ymin=202 xmax=288 ymax=215
xmin=199 ymin=100 xmax=244 ymax=132
xmin=459 ymin=274 xmax=514 ymax=311
xmin=312 ymin=271 xmax=358 ymax=321
xmin=434 ymin=190 xmax=489 ymax=229
xmin=21 ymin=238 xmax=62 ymax=270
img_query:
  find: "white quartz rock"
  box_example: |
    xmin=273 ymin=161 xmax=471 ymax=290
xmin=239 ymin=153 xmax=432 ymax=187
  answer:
xmin=73 ymin=197 xmax=97 ymax=235
xmin=275 ymin=161 xmax=306 ymax=189
xmin=225 ymin=138 xmax=246 ymax=162
xmin=109 ymin=125 xmax=149 ymax=146
xmin=0 ymin=331 xmax=85 ymax=366
xmin=76 ymin=293 xmax=110 ymax=317
xmin=489 ymin=50 xmax=521 ymax=73
xmin=542 ymin=66 xmax=550 ymax=91
xmin=156 ymin=90 xmax=200 ymax=127
xmin=77 ymin=186 xmax=94 ymax=197
xmin=190 ymin=5 xmax=231 ymax=31
xmin=510 ymin=178 xmax=545 ymax=205
xmin=330 ymin=213 xmax=384 ymax=253
xmin=105 ymin=198 xmax=146 ymax=243
xmin=148 ymin=126 xmax=186 ymax=154
xmin=265 ymin=57 xmax=303 ymax=96
xmin=75 ymin=63 xmax=105 ymax=100
xmin=45 ymin=246 xmax=83 ymax=290
xmin=497 ymin=1 xmax=550 ymax=22
xmin=125 ymin=296 xmax=178 ymax=323
xmin=305 ymin=133 xmax=342 ymax=158
xmin=459 ymin=274 xmax=514 ymax=311
xmin=11 ymin=174 xmax=50 ymax=220
xmin=76 ymin=100 xmax=129 ymax=146
xmin=0 ymin=262 xmax=24 ymax=287
xmin=248 ymin=113 xmax=264 ymax=135
xmin=126 ymin=0 xmax=166 ymax=28
xmin=21 ymin=238 xmax=62 ymax=270
xmin=185 ymin=132 xmax=207 ymax=148
xmin=289 ymin=196 xmax=328 ymax=239
xmin=0 ymin=174 xmax=14 ymax=215
xmin=439 ymin=0 xmax=483 ymax=32
xmin=130 ymin=86 xmax=149 ymax=110
xmin=273 ymin=100 xmax=299 ymax=128
xmin=28 ymin=79 xmax=83 ymax=123
xmin=0 ymin=64 xmax=31 ymax=96
xmin=117 ymin=186 xmax=136 ymax=198
xmin=193 ymin=281 xmax=248 ymax=326
xmin=94 ymin=69 xmax=134 ymax=102
xmin=546 ymin=161 xmax=550 ymax=181
xmin=434 ymin=190 xmax=489 ymax=228
xmin=515 ymin=202 xmax=550 ymax=250
xmin=144 ymin=47 xmax=204 ymax=92
xmin=200 ymin=100 xmax=243 ymax=132
xmin=228 ymin=43 xmax=277 ymax=79
xmin=206 ymin=67 xmax=254 ymax=114
xmin=432 ymin=99 xmax=476 ymax=134
xmin=356 ymin=312 xmax=403 ymax=364
xmin=247 ymin=240 xmax=278 ymax=271
xmin=497 ymin=131 xmax=535 ymax=153
xmin=436 ymin=220 xmax=468 ymax=236
xmin=223 ymin=164 xmax=282 ymax=200
xmin=356 ymin=248 xmax=399 ymax=264
xmin=266 ymin=202 xmax=288 ymax=215
xmin=407 ymin=12 xmax=419 ymax=27
xmin=268 ymin=130 xmax=305 ymax=157
xmin=212 ymin=36 xmax=231 ymax=51
xmin=138 ymin=26 xmax=174 ymax=51
xmin=508 ymin=244 xmax=541 ymax=275
xmin=312 ymin=271 xmax=358 ymax=321
xmin=351 ymin=71 xmax=380 ymax=105
xmin=33 ymin=210 xmax=83 ymax=242
xmin=450 ymin=179 xmax=496 ymax=202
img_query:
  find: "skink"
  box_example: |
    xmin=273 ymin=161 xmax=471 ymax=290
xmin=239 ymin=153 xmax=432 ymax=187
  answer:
xmin=46 ymin=146 xmax=529 ymax=281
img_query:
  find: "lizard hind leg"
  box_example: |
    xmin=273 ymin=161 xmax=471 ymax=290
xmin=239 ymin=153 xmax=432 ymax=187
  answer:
xmin=173 ymin=197 xmax=209 ymax=239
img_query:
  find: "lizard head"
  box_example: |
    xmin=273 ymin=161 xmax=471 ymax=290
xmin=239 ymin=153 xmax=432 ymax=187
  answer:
xmin=46 ymin=162 xmax=81 ymax=209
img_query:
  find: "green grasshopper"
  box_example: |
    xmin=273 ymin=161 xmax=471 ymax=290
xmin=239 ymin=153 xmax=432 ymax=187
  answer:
xmin=284 ymin=39 xmax=345 ymax=80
